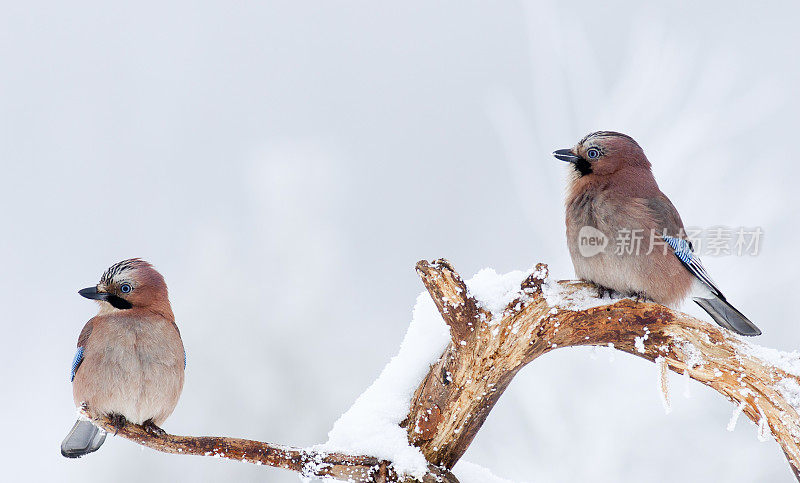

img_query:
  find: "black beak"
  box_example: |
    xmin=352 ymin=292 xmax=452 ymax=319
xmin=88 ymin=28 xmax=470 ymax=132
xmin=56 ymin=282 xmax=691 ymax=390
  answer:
xmin=78 ymin=286 xmax=133 ymax=309
xmin=78 ymin=286 xmax=109 ymax=301
xmin=553 ymin=148 xmax=582 ymax=163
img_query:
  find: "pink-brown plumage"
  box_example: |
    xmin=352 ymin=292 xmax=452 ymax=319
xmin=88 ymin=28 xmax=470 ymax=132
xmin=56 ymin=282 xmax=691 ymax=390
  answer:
xmin=73 ymin=310 xmax=184 ymax=426
xmin=565 ymin=158 xmax=693 ymax=306
xmin=555 ymin=131 xmax=760 ymax=336
xmin=62 ymin=259 xmax=184 ymax=458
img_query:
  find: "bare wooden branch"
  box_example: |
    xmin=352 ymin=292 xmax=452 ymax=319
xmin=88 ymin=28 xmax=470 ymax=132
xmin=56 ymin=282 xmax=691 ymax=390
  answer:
xmin=83 ymin=410 xmax=386 ymax=481
xmin=79 ymin=258 xmax=800 ymax=481
xmin=83 ymin=410 xmax=458 ymax=483
xmin=406 ymin=260 xmax=800 ymax=480
xmin=415 ymin=258 xmax=490 ymax=343
xmin=404 ymin=260 xmax=550 ymax=467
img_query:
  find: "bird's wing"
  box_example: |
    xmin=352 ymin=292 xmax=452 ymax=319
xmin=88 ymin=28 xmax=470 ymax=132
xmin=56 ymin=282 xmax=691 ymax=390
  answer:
xmin=169 ymin=320 xmax=186 ymax=368
xmin=70 ymin=347 xmax=84 ymax=382
xmin=646 ymin=195 xmax=685 ymax=237
xmin=165 ymin=320 xmax=186 ymax=369
xmin=663 ymin=236 xmax=724 ymax=299
xmin=71 ymin=320 xmax=93 ymax=382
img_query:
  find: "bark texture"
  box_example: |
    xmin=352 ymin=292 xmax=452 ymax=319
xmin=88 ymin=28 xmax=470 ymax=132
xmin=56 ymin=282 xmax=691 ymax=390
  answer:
xmin=81 ymin=411 xmax=458 ymax=482
xmin=405 ymin=259 xmax=800 ymax=480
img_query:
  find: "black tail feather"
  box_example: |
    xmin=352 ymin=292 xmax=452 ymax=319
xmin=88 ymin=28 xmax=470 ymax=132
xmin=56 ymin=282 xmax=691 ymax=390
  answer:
xmin=61 ymin=420 xmax=106 ymax=458
xmin=693 ymin=296 xmax=761 ymax=337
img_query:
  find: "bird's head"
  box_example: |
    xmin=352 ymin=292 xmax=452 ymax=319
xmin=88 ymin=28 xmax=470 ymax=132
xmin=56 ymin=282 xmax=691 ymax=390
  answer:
xmin=553 ymin=131 xmax=650 ymax=177
xmin=79 ymin=258 xmax=172 ymax=317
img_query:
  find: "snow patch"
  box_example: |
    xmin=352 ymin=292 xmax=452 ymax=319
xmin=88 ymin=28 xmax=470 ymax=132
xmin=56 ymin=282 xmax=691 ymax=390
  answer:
xmin=467 ymin=265 xmax=627 ymax=316
xmin=634 ymin=336 xmax=646 ymax=354
xmin=318 ymin=265 xmax=637 ymax=477
xmin=542 ymin=280 xmax=624 ymax=311
xmin=777 ymin=378 xmax=800 ymax=413
xmin=466 ymin=267 xmax=533 ymax=319
xmin=319 ymin=292 xmax=450 ymax=478
xmin=635 ymin=328 xmax=651 ymax=354
xmin=727 ymin=401 xmax=747 ymax=431
xmin=742 ymin=344 xmax=800 ymax=377
xmin=681 ymin=341 xmax=706 ymax=369
xmin=756 ymin=405 xmax=770 ymax=442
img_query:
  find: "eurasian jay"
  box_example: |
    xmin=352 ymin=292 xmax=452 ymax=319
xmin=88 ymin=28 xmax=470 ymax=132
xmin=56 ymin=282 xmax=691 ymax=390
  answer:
xmin=553 ymin=131 xmax=761 ymax=336
xmin=61 ymin=259 xmax=185 ymax=457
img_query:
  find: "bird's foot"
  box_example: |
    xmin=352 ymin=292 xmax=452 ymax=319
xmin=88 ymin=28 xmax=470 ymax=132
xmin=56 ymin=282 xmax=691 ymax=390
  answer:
xmin=108 ymin=413 xmax=127 ymax=434
xmin=594 ymin=284 xmax=613 ymax=299
xmin=631 ymin=291 xmax=649 ymax=303
xmin=142 ymin=419 xmax=166 ymax=437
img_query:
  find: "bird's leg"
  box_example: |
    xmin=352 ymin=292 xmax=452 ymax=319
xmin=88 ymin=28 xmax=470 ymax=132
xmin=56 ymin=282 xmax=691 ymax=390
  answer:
xmin=142 ymin=419 xmax=166 ymax=437
xmin=594 ymin=284 xmax=612 ymax=299
xmin=632 ymin=291 xmax=649 ymax=303
xmin=108 ymin=413 xmax=127 ymax=434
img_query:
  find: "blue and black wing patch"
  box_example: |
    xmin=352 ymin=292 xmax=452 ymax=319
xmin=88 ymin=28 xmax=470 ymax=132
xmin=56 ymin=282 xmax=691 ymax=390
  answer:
xmin=664 ymin=236 xmax=761 ymax=336
xmin=663 ymin=236 xmax=723 ymax=298
xmin=71 ymin=346 xmax=84 ymax=382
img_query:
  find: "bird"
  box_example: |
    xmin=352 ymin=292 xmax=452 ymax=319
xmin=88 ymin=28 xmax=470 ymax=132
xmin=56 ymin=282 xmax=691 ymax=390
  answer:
xmin=553 ymin=131 xmax=761 ymax=337
xmin=61 ymin=258 xmax=185 ymax=458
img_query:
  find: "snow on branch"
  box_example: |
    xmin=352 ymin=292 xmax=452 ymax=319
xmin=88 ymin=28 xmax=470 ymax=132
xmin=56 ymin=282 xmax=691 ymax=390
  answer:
xmin=407 ymin=259 xmax=800 ymax=480
xmin=80 ymin=258 xmax=800 ymax=482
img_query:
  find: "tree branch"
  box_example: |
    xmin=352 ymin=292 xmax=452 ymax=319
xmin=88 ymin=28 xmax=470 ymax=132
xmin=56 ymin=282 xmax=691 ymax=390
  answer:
xmin=82 ymin=410 xmax=458 ymax=482
xmin=80 ymin=258 xmax=800 ymax=481
xmin=405 ymin=260 xmax=800 ymax=480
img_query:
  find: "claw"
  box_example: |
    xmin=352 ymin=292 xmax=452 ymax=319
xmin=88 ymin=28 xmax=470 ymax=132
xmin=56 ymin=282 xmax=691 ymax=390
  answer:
xmin=143 ymin=419 xmax=166 ymax=437
xmin=108 ymin=413 xmax=127 ymax=435
xmin=594 ymin=283 xmax=612 ymax=299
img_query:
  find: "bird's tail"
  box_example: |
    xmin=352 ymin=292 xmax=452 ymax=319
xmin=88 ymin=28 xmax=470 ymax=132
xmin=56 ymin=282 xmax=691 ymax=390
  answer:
xmin=61 ymin=420 xmax=107 ymax=458
xmin=693 ymin=295 xmax=762 ymax=337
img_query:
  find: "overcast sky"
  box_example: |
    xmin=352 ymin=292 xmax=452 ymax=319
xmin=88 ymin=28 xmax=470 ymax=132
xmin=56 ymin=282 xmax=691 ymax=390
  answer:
xmin=2 ymin=1 xmax=799 ymax=481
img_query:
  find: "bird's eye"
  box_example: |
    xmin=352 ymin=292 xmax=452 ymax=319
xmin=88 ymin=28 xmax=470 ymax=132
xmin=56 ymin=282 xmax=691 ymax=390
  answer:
xmin=586 ymin=148 xmax=601 ymax=159
xmin=120 ymin=283 xmax=132 ymax=294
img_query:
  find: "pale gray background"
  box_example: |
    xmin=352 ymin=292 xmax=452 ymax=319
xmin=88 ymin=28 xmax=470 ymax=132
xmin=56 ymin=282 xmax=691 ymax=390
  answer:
xmin=2 ymin=1 xmax=799 ymax=481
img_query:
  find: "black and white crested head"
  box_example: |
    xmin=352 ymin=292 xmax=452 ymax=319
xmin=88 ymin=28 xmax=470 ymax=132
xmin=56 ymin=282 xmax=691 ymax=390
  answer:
xmin=80 ymin=258 xmax=172 ymax=317
xmin=99 ymin=258 xmax=151 ymax=287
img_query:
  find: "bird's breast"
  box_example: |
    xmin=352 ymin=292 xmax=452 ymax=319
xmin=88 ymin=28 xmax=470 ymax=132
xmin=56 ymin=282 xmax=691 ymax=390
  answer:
xmin=74 ymin=314 xmax=184 ymax=425
xmin=566 ymin=188 xmax=610 ymax=237
xmin=564 ymin=186 xmax=693 ymax=305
